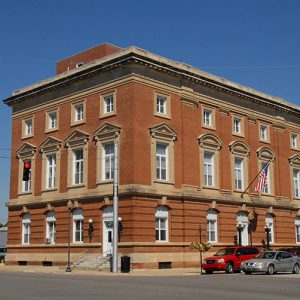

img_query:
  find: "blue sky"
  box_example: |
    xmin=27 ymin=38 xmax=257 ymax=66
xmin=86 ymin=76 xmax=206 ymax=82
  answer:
xmin=1 ymin=0 xmax=300 ymax=223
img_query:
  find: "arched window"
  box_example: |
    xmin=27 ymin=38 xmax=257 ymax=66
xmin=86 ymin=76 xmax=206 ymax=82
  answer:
xmin=22 ymin=214 xmax=31 ymax=245
xmin=229 ymin=141 xmax=250 ymax=192
xmin=206 ymin=209 xmax=218 ymax=243
xmin=198 ymin=134 xmax=222 ymax=188
xmin=256 ymin=147 xmax=275 ymax=195
xmin=155 ymin=206 xmax=169 ymax=242
xmin=46 ymin=211 xmax=56 ymax=244
xmin=265 ymin=214 xmax=275 ymax=244
xmin=73 ymin=208 xmax=84 ymax=243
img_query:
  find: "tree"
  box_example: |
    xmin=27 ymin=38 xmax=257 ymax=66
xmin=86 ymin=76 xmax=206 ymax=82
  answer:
xmin=191 ymin=241 xmax=212 ymax=274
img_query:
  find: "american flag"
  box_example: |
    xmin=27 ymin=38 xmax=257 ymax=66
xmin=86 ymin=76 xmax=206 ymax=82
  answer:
xmin=255 ymin=164 xmax=269 ymax=192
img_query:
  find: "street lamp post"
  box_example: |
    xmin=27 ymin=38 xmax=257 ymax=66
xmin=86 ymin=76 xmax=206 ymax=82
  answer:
xmin=237 ymin=221 xmax=243 ymax=246
xmin=88 ymin=218 xmax=94 ymax=243
xmin=66 ymin=200 xmax=73 ymax=272
xmin=264 ymin=223 xmax=271 ymax=250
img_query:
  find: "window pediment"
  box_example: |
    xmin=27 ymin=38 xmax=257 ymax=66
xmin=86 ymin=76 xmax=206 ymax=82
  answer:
xmin=229 ymin=140 xmax=250 ymax=156
xmin=93 ymin=122 xmax=121 ymax=142
xmin=65 ymin=130 xmax=89 ymax=148
xmin=149 ymin=123 xmax=177 ymax=141
xmin=39 ymin=137 xmax=62 ymax=153
xmin=257 ymin=147 xmax=275 ymax=161
xmin=289 ymin=154 xmax=300 ymax=167
xmin=16 ymin=142 xmax=36 ymax=158
xmin=198 ymin=133 xmax=222 ymax=150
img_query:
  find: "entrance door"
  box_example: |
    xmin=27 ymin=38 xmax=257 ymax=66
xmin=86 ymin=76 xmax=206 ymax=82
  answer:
xmin=240 ymin=223 xmax=248 ymax=246
xmin=103 ymin=220 xmax=113 ymax=256
xmin=102 ymin=206 xmax=113 ymax=256
xmin=236 ymin=212 xmax=249 ymax=246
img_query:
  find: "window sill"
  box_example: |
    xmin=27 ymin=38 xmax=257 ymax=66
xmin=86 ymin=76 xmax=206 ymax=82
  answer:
xmin=71 ymin=120 xmax=85 ymax=127
xmin=291 ymin=147 xmax=300 ymax=151
xmin=45 ymin=128 xmax=58 ymax=134
xmin=41 ymin=188 xmax=58 ymax=193
xmin=155 ymin=240 xmax=169 ymax=243
xmin=153 ymin=180 xmax=174 ymax=186
xmin=202 ymin=186 xmax=219 ymax=191
xmin=154 ymin=112 xmax=171 ymax=120
xmin=99 ymin=112 xmax=116 ymax=119
xmin=21 ymin=134 xmax=34 ymax=140
xmin=97 ymin=180 xmax=113 ymax=185
xmin=68 ymin=184 xmax=85 ymax=189
xmin=259 ymin=139 xmax=270 ymax=144
xmin=232 ymin=132 xmax=245 ymax=138
xmin=18 ymin=191 xmax=32 ymax=196
xmin=202 ymin=124 xmax=216 ymax=131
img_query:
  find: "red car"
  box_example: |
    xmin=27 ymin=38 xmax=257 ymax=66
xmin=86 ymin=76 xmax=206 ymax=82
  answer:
xmin=202 ymin=246 xmax=260 ymax=274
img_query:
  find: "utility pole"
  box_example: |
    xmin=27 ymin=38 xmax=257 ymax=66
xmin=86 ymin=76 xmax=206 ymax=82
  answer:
xmin=112 ymin=143 xmax=119 ymax=273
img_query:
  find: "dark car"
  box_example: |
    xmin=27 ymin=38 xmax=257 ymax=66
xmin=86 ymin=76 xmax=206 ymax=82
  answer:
xmin=0 ymin=247 xmax=6 ymax=263
xmin=202 ymin=246 xmax=260 ymax=274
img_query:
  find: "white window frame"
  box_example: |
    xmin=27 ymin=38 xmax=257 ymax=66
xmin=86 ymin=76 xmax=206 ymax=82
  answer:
xmin=156 ymin=95 xmax=167 ymax=115
xmin=22 ymin=214 xmax=31 ymax=245
xmin=265 ymin=214 xmax=275 ymax=244
xmin=73 ymin=149 xmax=84 ymax=185
xmin=233 ymin=117 xmax=241 ymax=134
xmin=47 ymin=111 xmax=57 ymax=130
xmin=234 ymin=157 xmax=244 ymax=191
xmin=155 ymin=206 xmax=168 ymax=242
xmin=25 ymin=119 xmax=33 ymax=136
xmin=295 ymin=217 xmax=300 ymax=244
xmin=46 ymin=154 xmax=56 ymax=189
xmin=73 ymin=209 xmax=84 ymax=243
xmin=103 ymin=143 xmax=114 ymax=181
xmin=104 ymin=95 xmax=114 ymax=114
xmin=291 ymin=133 xmax=299 ymax=149
xmin=203 ymin=109 xmax=212 ymax=126
xmin=204 ymin=151 xmax=214 ymax=187
xmin=260 ymin=125 xmax=268 ymax=141
xmin=207 ymin=210 xmax=218 ymax=243
xmin=46 ymin=212 xmax=56 ymax=244
xmin=293 ymin=168 xmax=300 ymax=198
xmin=74 ymin=103 xmax=84 ymax=122
xmin=156 ymin=143 xmax=168 ymax=181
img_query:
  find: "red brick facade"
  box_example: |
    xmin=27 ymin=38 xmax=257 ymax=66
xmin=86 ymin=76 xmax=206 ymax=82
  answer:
xmin=4 ymin=43 xmax=300 ymax=269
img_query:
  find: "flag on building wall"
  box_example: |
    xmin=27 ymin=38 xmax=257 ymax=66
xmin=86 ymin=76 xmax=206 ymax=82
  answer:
xmin=255 ymin=164 xmax=269 ymax=192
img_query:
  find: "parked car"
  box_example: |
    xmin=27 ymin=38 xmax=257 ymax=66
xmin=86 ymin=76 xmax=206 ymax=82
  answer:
xmin=241 ymin=251 xmax=300 ymax=275
xmin=278 ymin=247 xmax=300 ymax=264
xmin=0 ymin=247 xmax=6 ymax=263
xmin=202 ymin=246 xmax=260 ymax=274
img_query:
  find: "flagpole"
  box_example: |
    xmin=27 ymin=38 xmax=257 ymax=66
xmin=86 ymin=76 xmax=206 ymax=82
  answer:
xmin=241 ymin=158 xmax=272 ymax=198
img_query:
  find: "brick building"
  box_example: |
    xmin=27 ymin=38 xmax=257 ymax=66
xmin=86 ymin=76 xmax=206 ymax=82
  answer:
xmin=3 ymin=43 xmax=300 ymax=269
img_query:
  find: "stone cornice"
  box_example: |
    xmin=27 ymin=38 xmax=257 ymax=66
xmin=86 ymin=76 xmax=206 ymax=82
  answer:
xmin=3 ymin=47 xmax=300 ymax=118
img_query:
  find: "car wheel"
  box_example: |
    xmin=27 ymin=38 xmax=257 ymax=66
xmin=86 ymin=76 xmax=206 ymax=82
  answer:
xmin=205 ymin=270 xmax=213 ymax=274
xmin=266 ymin=264 xmax=274 ymax=275
xmin=225 ymin=262 xmax=234 ymax=274
xmin=244 ymin=271 xmax=252 ymax=275
xmin=292 ymin=264 xmax=300 ymax=274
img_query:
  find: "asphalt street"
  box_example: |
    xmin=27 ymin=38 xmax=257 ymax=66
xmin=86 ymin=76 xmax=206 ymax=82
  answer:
xmin=0 ymin=271 xmax=299 ymax=300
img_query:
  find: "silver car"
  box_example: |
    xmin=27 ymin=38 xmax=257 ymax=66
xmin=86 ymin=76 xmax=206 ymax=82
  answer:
xmin=241 ymin=251 xmax=300 ymax=275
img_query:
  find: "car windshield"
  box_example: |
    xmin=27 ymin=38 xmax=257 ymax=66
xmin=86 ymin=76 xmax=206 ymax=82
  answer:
xmin=214 ymin=248 xmax=235 ymax=256
xmin=256 ymin=251 xmax=276 ymax=259
xmin=278 ymin=248 xmax=292 ymax=253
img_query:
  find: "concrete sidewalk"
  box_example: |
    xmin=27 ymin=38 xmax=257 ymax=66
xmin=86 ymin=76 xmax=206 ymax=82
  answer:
xmin=0 ymin=264 xmax=201 ymax=276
